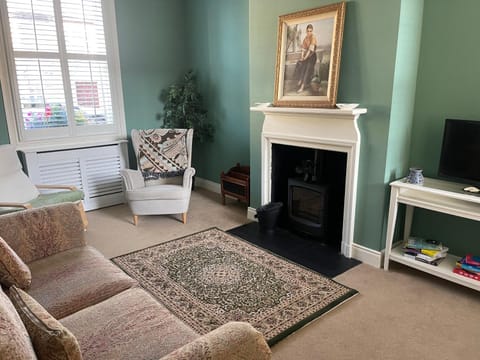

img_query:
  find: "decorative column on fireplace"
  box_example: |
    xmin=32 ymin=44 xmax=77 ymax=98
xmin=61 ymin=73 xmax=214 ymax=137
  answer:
xmin=251 ymin=103 xmax=367 ymax=258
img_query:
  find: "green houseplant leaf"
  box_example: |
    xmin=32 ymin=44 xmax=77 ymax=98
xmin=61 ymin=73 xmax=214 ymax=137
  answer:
xmin=159 ymin=70 xmax=214 ymax=143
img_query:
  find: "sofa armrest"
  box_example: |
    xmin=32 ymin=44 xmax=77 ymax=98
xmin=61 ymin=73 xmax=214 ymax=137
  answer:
xmin=120 ymin=169 xmax=145 ymax=191
xmin=0 ymin=203 xmax=86 ymax=264
xmin=160 ymin=322 xmax=271 ymax=360
xmin=182 ymin=167 xmax=196 ymax=189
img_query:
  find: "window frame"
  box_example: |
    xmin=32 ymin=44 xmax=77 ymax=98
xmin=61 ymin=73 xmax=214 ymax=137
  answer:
xmin=0 ymin=0 xmax=126 ymax=150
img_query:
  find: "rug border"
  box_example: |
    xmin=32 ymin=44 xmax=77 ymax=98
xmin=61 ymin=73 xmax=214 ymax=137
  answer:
xmin=267 ymin=290 xmax=357 ymax=346
xmin=111 ymin=226 xmax=359 ymax=346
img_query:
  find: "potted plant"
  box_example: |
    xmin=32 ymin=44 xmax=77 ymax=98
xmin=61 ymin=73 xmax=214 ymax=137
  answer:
xmin=158 ymin=70 xmax=214 ymax=143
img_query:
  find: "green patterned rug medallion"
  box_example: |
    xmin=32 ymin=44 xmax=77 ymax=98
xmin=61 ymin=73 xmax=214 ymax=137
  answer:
xmin=112 ymin=228 xmax=357 ymax=345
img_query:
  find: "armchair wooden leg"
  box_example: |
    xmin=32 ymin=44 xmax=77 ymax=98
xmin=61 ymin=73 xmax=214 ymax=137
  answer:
xmin=133 ymin=215 xmax=138 ymax=226
xmin=182 ymin=212 xmax=187 ymax=224
xmin=77 ymin=202 xmax=88 ymax=229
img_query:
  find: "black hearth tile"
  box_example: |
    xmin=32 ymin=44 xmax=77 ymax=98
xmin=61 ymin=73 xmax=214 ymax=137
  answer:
xmin=228 ymin=222 xmax=360 ymax=278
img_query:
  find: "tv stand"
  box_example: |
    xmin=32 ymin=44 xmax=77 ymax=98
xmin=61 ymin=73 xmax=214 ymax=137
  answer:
xmin=384 ymin=177 xmax=480 ymax=291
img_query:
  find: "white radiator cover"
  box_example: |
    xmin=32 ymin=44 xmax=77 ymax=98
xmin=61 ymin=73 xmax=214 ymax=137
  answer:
xmin=22 ymin=142 xmax=128 ymax=211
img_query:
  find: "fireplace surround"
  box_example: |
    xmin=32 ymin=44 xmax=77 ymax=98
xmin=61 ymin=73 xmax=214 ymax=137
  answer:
xmin=251 ymin=103 xmax=367 ymax=258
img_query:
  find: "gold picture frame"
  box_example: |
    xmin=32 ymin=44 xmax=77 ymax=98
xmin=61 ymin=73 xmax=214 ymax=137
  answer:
xmin=273 ymin=2 xmax=346 ymax=108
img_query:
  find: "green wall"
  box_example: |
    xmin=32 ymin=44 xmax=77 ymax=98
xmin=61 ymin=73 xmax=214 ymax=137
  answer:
xmin=249 ymin=0 xmax=409 ymax=251
xmin=115 ymin=0 xmax=189 ymax=166
xmin=186 ymin=0 xmax=250 ymax=180
xmin=115 ymin=0 xmax=250 ymax=178
xmin=384 ymin=0 xmax=423 ymax=183
xmin=409 ymin=0 xmax=480 ymax=255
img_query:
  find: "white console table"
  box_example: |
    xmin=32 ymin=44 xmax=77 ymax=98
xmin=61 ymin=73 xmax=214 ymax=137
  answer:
xmin=384 ymin=177 xmax=480 ymax=291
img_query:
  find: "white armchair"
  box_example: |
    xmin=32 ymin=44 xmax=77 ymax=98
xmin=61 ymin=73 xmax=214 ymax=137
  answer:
xmin=0 ymin=144 xmax=87 ymax=227
xmin=120 ymin=129 xmax=195 ymax=225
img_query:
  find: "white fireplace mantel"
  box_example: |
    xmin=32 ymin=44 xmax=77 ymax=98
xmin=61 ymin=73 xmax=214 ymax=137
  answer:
xmin=251 ymin=103 xmax=367 ymax=258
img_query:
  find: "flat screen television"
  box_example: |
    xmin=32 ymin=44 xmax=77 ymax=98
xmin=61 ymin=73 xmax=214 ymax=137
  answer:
xmin=438 ymin=119 xmax=480 ymax=186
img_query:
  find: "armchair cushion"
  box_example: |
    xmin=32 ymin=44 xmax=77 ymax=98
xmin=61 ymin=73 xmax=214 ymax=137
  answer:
xmin=0 ymin=144 xmax=39 ymax=203
xmin=29 ymin=190 xmax=84 ymax=208
xmin=9 ymin=286 xmax=82 ymax=360
xmin=125 ymin=184 xmax=190 ymax=201
xmin=0 ymin=236 xmax=32 ymax=289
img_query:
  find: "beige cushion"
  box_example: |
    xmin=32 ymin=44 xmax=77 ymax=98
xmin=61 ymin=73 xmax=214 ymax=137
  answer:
xmin=125 ymin=184 xmax=189 ymax=201
xmin=61 ymin=288 xmax=198 ymax=360
xmin=0 ymin=203 xmax=86 ymax=264
xmin=0 ymin=287 xmax=37 ymax=359
xmin=28 ymin=246 xmax=138 ymax=319
xmin=0 ymin=236 xmax=32 ymax=289
xmin=9 ymin=285 xmax=82 ymax=360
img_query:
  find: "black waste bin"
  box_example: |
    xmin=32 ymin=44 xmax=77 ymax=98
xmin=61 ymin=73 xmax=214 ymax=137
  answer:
xmin=255 ymin=202 xmax=283 ymax=233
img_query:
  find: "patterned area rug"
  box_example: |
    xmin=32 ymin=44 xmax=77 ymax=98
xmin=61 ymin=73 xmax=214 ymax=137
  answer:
xmin=112 ymin=228 xmax=357 ymax=345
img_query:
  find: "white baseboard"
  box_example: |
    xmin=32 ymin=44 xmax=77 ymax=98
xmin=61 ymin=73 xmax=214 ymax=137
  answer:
xmin=351 ymin=243 xmax=382 ymax=268
xmin=195 ymin=177 xmax=221 ymax=194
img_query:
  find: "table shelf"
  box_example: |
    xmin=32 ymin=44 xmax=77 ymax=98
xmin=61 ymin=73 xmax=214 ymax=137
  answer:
xmin=384 ymin=177 xmax=480 ymax=292
xmin=389 ymin=246 xmax=480 ymax=291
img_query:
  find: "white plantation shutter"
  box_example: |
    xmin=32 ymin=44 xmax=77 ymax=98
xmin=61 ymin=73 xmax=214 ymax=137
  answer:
xmin=7 ymin=0 xmax=58 ymax=53
xmin=0 ymin=0 xmax=125 ymax=145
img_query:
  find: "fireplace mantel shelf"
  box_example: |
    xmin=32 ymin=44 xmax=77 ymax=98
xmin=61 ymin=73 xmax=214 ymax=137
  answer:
xmin=250 ymin=103 xmax=367 ymax=116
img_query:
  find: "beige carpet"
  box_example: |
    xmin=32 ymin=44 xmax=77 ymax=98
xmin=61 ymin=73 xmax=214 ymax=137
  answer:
xmin=85 ymin=188 xmax=480 ymax=360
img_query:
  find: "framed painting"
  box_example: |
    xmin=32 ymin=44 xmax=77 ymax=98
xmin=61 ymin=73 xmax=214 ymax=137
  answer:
xmin=273 ymin=2 xmax=346 ymax=108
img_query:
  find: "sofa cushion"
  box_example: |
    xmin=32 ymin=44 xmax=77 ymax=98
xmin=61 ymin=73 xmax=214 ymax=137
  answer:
xmin=0 ymin=203 xmax=86 ymax=264
xmin=28 ymin=246 xmax=138 ymax=319
xmin=0 ymin=236 xmax=32 ymax=289
xmin=9 ymin=286 xmax=82 ymax=360
xmin=60 ymin=287 xmax=199 ymax=360
xmin=0 ymin=287 xmax=37 ymax=359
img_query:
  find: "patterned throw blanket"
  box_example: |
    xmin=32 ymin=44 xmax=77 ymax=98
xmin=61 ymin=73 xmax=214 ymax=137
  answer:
xmin=137 ymin=129 xmax=190 ymax=180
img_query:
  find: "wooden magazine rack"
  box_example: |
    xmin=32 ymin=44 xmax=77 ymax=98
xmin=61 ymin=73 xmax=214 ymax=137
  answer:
xmin=220 ymin=163 xmax=250 ymax=205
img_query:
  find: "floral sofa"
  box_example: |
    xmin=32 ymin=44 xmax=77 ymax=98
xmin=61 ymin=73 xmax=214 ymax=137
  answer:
xmin=0 ymin=203 xmax=271 ymax=359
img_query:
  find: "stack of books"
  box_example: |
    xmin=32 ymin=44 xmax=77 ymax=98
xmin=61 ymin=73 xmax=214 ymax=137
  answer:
xmin=402 ymin=236 xmax=449 ymax=266
xmin=453 ymin=255 xmax=480 ymax=281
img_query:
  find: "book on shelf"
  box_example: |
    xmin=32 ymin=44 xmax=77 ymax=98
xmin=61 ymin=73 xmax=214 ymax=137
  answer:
xmin=420 ymin=248 xmax=449 ymax=258
xmin=459 ymin=262 xmax=480 ymax=274
xmin=416 ymin=252 xmax=447 ymax=263
xmin=464 ymin=254 xmax=480 ymax=267
xmin=402 ymin=237 xmax=449 ymax=265
xmin=405 ymin=236 xmax=445 ymax=251
xmin=453 ymin=267 xmax=480 ymax=281
xmin=456 ymin=257 xmax=480 ymax=274
xmin=414 ymin=256 xmax=445 ymax=266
